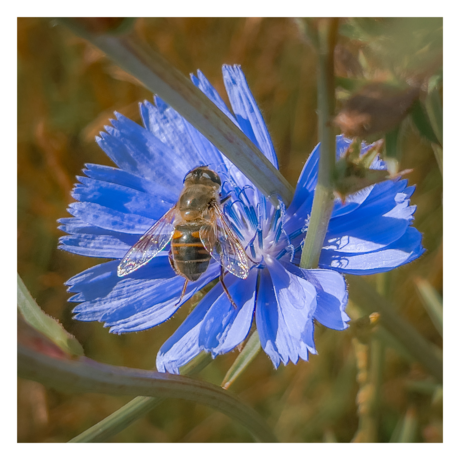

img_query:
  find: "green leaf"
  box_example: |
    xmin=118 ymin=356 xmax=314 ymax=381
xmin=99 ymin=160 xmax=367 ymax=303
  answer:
xmin=347 ymin=276 xmax=443 ymax=383
xmin=56 ymin=18 xmax=293 ymax=207
xmin=397 ymin=407 xmax=418 ymax=442
xmin=335 ymin=76 xmax=366 ymax=93
xmin=414 ymin=278 xmax=443 ymax=337
xmin=17 ymin=274 xmax=84 ymax=357
xmin=222 ymin=331 xmax=262 ymax=390
xmin=410 ymin=98 xmax=440 ymax=146
xmin=432 ymin=144 xmax=443 ymax=175
xmin=19 ymin=344 xmax=277 ymax=443
xmin=425 ymin=75 xmax=443 ymax=145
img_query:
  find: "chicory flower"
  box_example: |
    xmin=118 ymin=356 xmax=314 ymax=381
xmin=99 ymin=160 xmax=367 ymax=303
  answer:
xmin=59 ymin=65 xmax=424 ymax=372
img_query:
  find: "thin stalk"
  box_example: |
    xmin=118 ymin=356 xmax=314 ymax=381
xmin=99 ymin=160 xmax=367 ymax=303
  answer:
xmin=300 ymin=19 xmax=338 ymax=269
xmin=347 ymin=276 xmax=443 ymax=383
xmin=351 ymin=337 xmax=371 ymax=442
xmin=367 ymin=273 xmax=388 ymax=438
xmin=56 ymin=18 xmax=293 ymax=207
xmin=69 ymin=352 xmax=213 ymax=443
xmin=398 ymin=406 xmax=418 ymax=442
xmin=414 ymin=277 xmax=443 ymax=337
xmin=222 ymin=331 xmax=261 ymax=390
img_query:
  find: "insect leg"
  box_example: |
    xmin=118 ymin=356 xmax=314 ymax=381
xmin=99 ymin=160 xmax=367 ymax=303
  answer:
xmin=219 ymin=265 xmax=238 ymax=309
xmin=219 ymin=194 xmax=232 ymax=204
xmin=175 ymin=279 xmax=189 ymax=306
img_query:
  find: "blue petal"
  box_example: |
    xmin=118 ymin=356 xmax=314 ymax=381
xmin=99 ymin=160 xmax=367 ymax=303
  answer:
xmin=140 ymin=98 xmax=206 ymax=169
xmin=83 ymin=163 xmax=174 ymax=198
xmin=68 ymin=202 xmax=154 ymax=234
xmin=256 ymin=259 xmax=317 ymax=367
xmin=66 ymin=254 xmax=174 ymax=303
xmin=74 ymin=262 xmax=219 ymax=332
xmin=181 ymin=117 xmax=230 ymax=174
xmin=199 ymin=270 xmax=258 ymax=356
xmin=324 ymin=214 xmax=410 ymax=254
xmin=106 ymin=265 xmax=220 ymax=333
xmin=192 ymin=70 xmax=236 ymax=122
xmin=331 ymin=179 xmax=410 ymax=224
xmin=97 ymin=113 xmax=183 ymax=192
xmin=330 ymin=186 xmax=374 ymax=218
xmin=72 ymin=176 xmax=173 ymax=221
xmin=325 ymin=180 xmax=415 ymax=253
xmin=255 ymin=269 xmax=282 ymax=368
xmin=59 ymin=233 xmax=134 ymax=258
xmin=288 ymin=143 xmax=319 ymax=216
xmin=59 ymin=217 xmax=135 ymax=236
xmin=319 ymin=227 xmax=425 ymax=275
xmin=304 ymin=269 xmax=349 ymax=330
xmin=222 ymin=65 xmax=278 ymax=168
xmin=156 ymin=282 xmax=225 ymax=374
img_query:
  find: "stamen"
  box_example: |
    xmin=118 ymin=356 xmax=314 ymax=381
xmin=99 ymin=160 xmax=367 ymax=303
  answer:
xmin=257 ymin=228 xmax=263 ymax=249
xmin=238 ymin=187 xmax=258 ymax=229
xmin=274 ymin=221 xmax=283 ymax=243
xmin=276 ymin=248 xmax=286 ymax=259
xmin=227 ymin=199 xmax=248 ymax=230
xmin=269 ymin=208 xmax=281 ymax=233
xmin=288 ymin=228 xmax=306 ymax=242
xmin=229 ymin=221 xmax=244 ymax=241
xmin=276 ymin=244 xmax=295 ymax=261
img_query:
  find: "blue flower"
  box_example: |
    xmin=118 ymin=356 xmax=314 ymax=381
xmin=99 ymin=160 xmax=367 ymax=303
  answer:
xmin=59 ymin=65 xmax=424 ymax=372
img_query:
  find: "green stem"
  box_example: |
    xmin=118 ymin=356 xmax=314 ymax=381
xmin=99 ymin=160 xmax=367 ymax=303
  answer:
xmin=19 ymin=345 xmax=277 ymax=443
xmin=221 ymin=331 xmax=261 ymax=390
xmin=300 ymin=19 xmax=338 ymax=269
xmin=56 ymin=18 xmax=293 ymax=207
xmin=69 ymin=352 xmax=213 ymax=443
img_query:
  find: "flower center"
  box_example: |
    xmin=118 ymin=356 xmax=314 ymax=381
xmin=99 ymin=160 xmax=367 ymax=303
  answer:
xmin=222 ymin=185 xmax=299 ymax=269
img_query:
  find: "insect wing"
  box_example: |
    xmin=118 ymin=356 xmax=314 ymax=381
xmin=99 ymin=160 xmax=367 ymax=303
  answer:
xmin=117 ymin=207 xmax=177 ymax=277
xmin=199 ymin=203 xmax=249 ymax=279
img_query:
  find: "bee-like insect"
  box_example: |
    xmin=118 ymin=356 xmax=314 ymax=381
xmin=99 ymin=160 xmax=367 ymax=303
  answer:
xmin=117 ymin=166 xmax=250 ymax=307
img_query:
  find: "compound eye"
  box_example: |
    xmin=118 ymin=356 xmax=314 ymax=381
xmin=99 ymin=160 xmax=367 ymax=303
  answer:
xmin=184 ymin=171 xmax=195 ymax=183
xmin=202 ymin=170 xmax=221 ymax=186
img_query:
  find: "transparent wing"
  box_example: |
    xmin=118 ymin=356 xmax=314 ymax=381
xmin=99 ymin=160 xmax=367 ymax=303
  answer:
xmin=117 ymin=207 xmax=177 ymax=277
xmin=199 ymin=203 xmax=249 ymax=279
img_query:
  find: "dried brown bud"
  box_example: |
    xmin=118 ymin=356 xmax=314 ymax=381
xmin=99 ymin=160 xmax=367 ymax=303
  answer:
xmin=334 ymin=43 xmax=363 ymax=78
xmin=334 ymin=82 xmax=419 ymax=138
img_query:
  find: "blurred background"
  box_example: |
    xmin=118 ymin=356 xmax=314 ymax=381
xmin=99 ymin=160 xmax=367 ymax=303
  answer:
xmin=17 ymin=18 xmax=442 ymax=442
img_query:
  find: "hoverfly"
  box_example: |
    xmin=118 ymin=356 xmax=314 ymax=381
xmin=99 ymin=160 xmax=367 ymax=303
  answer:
xmin=117 ymin=166 xmax=250 ymax=308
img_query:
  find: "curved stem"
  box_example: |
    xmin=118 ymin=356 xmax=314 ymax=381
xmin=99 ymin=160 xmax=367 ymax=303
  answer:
xmin=19 ymin=345 xmax=277 ymax=443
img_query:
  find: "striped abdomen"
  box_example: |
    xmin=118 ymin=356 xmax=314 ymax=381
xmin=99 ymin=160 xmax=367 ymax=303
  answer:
xmin=170 ymin=224 xmax=211 ymax=281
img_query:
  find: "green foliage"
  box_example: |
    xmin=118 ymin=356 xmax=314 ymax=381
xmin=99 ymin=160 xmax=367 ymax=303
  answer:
xmin=17 ymin=274 xmax=84 ymax=357
xmin=222 ymin=331 xmax=262 ymax=390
